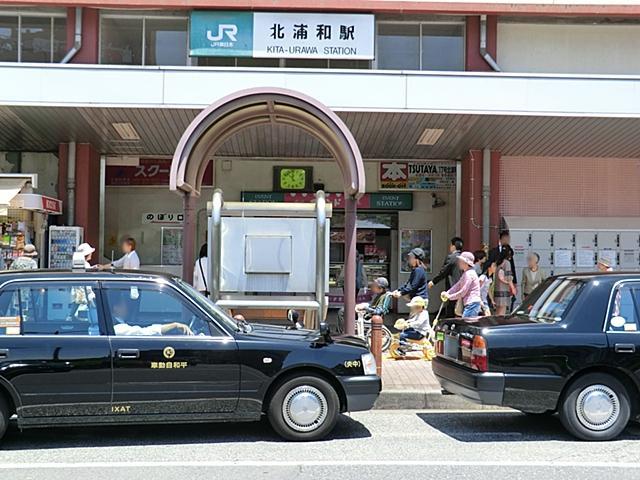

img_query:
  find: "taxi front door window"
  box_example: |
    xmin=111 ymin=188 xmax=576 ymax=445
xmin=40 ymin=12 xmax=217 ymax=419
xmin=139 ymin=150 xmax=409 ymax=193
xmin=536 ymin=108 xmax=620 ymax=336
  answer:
xmin=106 ymin=287 xmax=216 ymax=336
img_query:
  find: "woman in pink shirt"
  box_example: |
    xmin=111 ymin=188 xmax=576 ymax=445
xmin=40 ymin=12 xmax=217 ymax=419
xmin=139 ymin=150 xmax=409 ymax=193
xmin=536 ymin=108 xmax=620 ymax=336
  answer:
xmin=441 ymin=251 xmax=482 ymax=318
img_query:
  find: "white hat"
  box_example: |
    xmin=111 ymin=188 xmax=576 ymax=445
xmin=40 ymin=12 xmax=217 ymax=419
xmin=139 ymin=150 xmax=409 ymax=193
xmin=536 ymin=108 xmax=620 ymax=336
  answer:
xmin=76 ymin=243 xmax=95 ymax=256
xmin=407 ymin=296 xmax=427 ymax=308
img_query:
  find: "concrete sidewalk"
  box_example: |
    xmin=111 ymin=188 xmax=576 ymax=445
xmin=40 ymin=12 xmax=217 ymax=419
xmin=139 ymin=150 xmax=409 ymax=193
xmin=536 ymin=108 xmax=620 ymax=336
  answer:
xmin=374 ymin=356 xmax=502 ymax=410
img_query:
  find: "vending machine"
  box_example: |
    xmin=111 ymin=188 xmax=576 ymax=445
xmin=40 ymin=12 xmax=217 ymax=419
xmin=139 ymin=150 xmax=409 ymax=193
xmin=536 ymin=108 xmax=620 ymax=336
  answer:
xmin=48 ymin=226 xmax=83 ymax=269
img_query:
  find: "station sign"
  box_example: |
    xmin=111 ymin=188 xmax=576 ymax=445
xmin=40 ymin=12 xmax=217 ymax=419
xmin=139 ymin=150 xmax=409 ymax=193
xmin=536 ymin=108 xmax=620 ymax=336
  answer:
xmin=242 ymin=192 xmax=412 ymax=210
xmin=190 ymin=11 xmax=375 ymax=60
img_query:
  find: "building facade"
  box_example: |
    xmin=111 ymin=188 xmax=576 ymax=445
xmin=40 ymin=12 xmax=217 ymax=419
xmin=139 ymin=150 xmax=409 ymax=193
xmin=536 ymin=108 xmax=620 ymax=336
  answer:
xmin=1 ymin=0 xmax=640 ymax=307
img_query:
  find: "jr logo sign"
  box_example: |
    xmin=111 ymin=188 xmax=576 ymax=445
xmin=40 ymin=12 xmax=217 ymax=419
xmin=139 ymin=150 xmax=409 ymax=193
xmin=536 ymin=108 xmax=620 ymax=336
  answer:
xmin=206 ymin=24 xmax=238 ymax=42
xmin=190 ymin=11 xmax=253 ymax=57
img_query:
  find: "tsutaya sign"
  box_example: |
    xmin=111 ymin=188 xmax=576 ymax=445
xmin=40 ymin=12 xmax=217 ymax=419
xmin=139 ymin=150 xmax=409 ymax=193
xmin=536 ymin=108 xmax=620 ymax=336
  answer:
xmin=379 ymin=161 xmax=457 ymax=191
xmin=190 ymin=11 xmax=375 ymax=60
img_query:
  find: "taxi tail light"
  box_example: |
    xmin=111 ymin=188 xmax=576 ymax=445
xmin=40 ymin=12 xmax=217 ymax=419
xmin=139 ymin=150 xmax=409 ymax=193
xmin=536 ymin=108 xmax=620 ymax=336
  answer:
xmin=471 ymin=335 xmax=488 ymax=372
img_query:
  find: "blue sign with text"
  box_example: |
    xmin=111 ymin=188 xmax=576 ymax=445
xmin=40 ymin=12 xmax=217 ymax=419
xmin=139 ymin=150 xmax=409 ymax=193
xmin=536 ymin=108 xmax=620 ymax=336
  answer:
xmin=189 ymin=11 xmax=253 ymax=57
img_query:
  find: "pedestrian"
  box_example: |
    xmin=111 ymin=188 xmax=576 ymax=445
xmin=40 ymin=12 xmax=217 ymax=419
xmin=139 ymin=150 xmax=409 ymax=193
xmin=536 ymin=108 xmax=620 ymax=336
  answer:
xmin=102 ymin=237 xmax=140 ymax=270
xmin=286 ymin=309 xmax=304 ymax=330
xmin=392 ymin=247 xmax=428 ymax=300
xmin=338 ymin=277 xmax=392 ymax=333
xmin=441 ymin=251 xmax=482 ymax=318
xmin=398 ymin=296 xmax=431 ymax=343
xmin=338 ymin=253 xmax=368 ymax=302
xmin=193 ymin=243 xmax=209 ymax=295
xmin=473 ymin=249 xmax=487 ymax=275
xmin=521 ymin=252 xmax=547 ymax=298
xmin=494 ymin=245 xmax=516 ymax=316
xmin=75 ymin=243 xmax=96 ymax=269
xmin=479 ymin=260 xmax=497 ymax=316
xmin=488 ymin=230 xmax=518 ymax=305
xmin=597 ymin=257 xmax=614 ymax=272
xmin=357 ymin=277 xmax=392 ymax=318
xmin=9 ymin=244 xmax=38 ymax=270
xmin=429 ymin=236 xmax=463 ymax=317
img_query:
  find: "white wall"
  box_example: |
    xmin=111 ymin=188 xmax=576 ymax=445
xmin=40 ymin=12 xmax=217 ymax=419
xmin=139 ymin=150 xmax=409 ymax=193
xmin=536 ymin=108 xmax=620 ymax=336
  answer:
xmin=498 ymin=22 xmax=640 ymax=75
xmin=104 ymin=159 xmax=458 ymax=291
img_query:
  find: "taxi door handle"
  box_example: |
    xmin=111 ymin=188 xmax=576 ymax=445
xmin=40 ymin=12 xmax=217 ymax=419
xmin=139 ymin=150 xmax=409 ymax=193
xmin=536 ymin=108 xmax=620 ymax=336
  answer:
xmin=0 ymin=349 xmax=8 ymax=359
xmin=614 ymin=344 xmax=636 ymax=354
xmin=117 ymin=349 xmax=140 ymax=359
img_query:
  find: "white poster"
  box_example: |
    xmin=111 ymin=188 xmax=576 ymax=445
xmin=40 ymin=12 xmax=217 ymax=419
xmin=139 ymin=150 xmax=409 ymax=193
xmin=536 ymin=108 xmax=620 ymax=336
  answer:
xmin=577 ymin=248 xmax=595 ymax=268
xmin=253 ymin=13 xmax=374 ymax=59
xmin=554 ymin=249 xmax=573 ymax=268
xmin=621 ymin=249 xmax=638 ymax=268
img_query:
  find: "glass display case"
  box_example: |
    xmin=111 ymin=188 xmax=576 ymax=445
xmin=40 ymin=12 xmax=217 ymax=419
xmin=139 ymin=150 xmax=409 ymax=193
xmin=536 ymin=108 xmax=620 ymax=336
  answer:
xmin=328 ymin=213 xmax=396 ymax=308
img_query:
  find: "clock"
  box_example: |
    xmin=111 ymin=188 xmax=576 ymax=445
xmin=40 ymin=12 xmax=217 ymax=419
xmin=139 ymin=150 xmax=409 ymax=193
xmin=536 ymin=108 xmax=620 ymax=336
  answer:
xmin=273 ymin=166 xmax=313 ymax=192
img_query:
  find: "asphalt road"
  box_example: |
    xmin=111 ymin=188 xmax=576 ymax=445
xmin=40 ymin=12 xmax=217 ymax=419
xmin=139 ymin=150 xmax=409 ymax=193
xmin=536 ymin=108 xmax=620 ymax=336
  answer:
xmin=2 ymin=410 xmax=640 ymax=480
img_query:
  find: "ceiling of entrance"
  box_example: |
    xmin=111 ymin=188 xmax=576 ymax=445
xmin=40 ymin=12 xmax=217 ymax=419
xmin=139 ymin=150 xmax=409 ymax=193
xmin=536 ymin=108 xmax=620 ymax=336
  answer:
xmin=2 ymin=105 xmax=640 ymax=159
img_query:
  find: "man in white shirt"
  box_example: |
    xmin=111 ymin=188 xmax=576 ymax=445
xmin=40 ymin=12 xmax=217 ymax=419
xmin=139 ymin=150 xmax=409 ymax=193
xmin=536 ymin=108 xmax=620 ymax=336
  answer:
xmin=103 ymin=237 xmax=140 ymax=270
xmin=111 ymin=294 xmax=193 ymax=336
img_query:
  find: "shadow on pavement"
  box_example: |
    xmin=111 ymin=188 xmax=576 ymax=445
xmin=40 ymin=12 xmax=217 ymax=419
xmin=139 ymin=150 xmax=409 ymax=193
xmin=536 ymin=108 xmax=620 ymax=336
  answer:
xmin=0 ymin=414 xmax=371 ymax=450
xmin=417 ymin=411 xmax=640 ymax=442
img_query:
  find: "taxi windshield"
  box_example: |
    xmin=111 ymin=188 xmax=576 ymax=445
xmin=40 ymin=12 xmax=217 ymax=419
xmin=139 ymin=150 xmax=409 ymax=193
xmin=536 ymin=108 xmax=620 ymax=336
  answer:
xmin=515 ymin=278 xmax=585 ymax=323
xmin=173 ymin=278 xmax=240 ymax=333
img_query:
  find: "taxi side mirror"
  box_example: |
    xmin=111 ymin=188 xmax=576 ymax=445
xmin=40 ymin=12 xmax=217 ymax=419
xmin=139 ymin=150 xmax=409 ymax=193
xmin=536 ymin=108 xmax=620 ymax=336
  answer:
xmin=319 ymin=322 xmax=332 ymax=343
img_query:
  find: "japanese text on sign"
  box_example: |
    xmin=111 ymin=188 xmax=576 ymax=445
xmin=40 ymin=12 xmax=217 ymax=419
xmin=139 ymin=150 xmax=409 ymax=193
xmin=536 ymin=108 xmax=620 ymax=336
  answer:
xmin=254 ymin=12 xmax=374 ymax=59
xmin=379 ymin=161 xmax=457 ymax=191
xmin=142 ymin=213 xmax=185 ymax=224
xmin=189 ymin=11 xmax=374 ymax=60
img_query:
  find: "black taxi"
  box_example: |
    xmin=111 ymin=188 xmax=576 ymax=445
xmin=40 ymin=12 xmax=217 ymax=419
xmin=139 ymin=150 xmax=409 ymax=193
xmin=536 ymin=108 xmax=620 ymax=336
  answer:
xmin=433 ymin=273 xmax=640 ymax=441
xmin=0 ymin=270 xmax=381 ymax=442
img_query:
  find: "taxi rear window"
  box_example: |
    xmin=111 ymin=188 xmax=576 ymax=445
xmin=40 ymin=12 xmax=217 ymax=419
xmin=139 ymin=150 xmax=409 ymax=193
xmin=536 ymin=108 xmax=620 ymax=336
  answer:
xmin=0 ymin=284 xmax=100 ymax=336
xmin=515 ymin=278 xmax=585 ymax=323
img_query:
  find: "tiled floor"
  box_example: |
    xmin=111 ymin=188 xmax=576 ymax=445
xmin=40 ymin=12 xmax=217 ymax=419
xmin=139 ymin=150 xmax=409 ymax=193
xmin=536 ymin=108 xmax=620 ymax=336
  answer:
xmin=380 ymin=356 xmax=440 ymax=392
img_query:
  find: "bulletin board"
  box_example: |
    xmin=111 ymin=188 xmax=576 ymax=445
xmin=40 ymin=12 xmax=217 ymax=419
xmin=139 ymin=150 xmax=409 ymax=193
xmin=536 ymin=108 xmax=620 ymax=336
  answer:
xmin=400 ymin=229 xmax=432 ymax=273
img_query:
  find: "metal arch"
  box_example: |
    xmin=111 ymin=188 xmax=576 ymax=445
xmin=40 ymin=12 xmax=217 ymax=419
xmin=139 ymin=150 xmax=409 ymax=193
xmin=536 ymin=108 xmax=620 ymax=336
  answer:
xmin=170 ymin=87 xmax=365 ymax=199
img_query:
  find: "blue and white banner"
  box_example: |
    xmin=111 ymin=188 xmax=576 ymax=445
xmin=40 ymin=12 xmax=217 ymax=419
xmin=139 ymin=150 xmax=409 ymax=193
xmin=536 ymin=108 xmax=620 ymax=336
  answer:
xmin=190 ymin=11 xmax=375 ymax=60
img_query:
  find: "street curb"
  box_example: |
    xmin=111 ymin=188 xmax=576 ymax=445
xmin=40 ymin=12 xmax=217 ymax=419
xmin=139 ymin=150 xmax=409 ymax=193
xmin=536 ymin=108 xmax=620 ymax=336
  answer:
xmin=374 ymin=390 xmax=509 ymax=410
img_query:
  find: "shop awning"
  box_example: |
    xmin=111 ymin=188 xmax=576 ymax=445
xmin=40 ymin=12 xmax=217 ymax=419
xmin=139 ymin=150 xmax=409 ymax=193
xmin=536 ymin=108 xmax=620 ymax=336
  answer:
xmin=0 ymin=175 xmax=38 ymax=216
xmin=10 ymin=194 xmax=62 ymax=215
xmin=504 ymin=216 xmax=640 ymax=231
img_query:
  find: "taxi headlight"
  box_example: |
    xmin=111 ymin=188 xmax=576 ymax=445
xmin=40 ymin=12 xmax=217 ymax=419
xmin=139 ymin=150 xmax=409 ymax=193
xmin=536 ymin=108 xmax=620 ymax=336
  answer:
xmin=361 ymin=352 xmax=377 ymax=375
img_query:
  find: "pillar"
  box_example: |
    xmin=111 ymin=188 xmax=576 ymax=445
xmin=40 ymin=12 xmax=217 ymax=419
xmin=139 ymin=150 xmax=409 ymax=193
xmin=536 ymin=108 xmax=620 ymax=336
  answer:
xmin=465 ymin=15 xmax=498 ymax=72
xmin=489 ymin=151 xmax=502 ymax=246
xmin=182 ymin=193 xmax=197 ymax=283
xmin=460 ymin=150 xmax=483 ymax=250
xmin=57 ymin=143 xmax=69 ymax=220
xmin=343 ymin=196 xmax=357 ymax=335
xmin=74 ymin=144 xmax=101 ymax=260
xmin=66 ymin=7 xmax=99 ymax=64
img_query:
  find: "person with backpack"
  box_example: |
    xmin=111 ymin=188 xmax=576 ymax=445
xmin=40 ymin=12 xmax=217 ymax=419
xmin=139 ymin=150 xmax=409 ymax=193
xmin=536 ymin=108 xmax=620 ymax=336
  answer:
xmin=193 ymin=243 xmax=209 ymax=296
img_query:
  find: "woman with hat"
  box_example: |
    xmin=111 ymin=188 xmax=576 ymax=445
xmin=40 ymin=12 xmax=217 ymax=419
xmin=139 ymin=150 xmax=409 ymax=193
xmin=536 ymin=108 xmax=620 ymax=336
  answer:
xmin=76 ymin=243 xmax=96 ymax=269
xmin=9 ymin=244 xmax=38 ymax=270
xmin=441 ymin=251 xmax=482 ymax=318
xmin=597 ymin=257 xmax=614 ymax=272
xmin=392 ymin=247 xmax=428 ymax=300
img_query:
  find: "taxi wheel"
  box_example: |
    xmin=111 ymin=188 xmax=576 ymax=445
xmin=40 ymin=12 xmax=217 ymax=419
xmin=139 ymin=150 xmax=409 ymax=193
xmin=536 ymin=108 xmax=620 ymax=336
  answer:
xmin=559 ymin=373 xmax=631 ymax=441
xmin=268 ymin=375 xmax=339 ymax=441
xmin=0 ymin=395 xmax=8 ymax=441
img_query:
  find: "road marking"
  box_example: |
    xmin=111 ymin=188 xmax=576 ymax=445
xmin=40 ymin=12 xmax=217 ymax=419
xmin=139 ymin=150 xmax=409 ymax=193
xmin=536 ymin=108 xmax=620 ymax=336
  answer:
xmin=0 ymin=460 xmax=638 ymax=469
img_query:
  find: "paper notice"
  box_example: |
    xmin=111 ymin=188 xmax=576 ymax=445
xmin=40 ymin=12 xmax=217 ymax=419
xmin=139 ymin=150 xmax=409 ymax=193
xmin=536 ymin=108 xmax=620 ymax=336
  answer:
xmin=577 ymin=248 xmax=595 ymax=268
xmin=554 ymin=249 xmax=573 ymax=268
xmin=599 ymin=249 xmax=617 ymax=267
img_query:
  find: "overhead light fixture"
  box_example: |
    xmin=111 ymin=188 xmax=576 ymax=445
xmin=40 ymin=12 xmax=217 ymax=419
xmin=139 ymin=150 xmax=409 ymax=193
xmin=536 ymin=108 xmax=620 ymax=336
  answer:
xmin=417 ymin=128 xmax=444 ymax=146
xmin=111 ymin=122 xmax=140 ymax=140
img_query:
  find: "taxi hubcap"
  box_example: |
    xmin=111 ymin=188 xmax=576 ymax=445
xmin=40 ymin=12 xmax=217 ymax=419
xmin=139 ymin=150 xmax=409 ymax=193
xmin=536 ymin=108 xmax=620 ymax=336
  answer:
xmin=282 ymin=385 xmax=327 ymax=432
xmin=576 ymin=384 xmax=619 ymax=431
